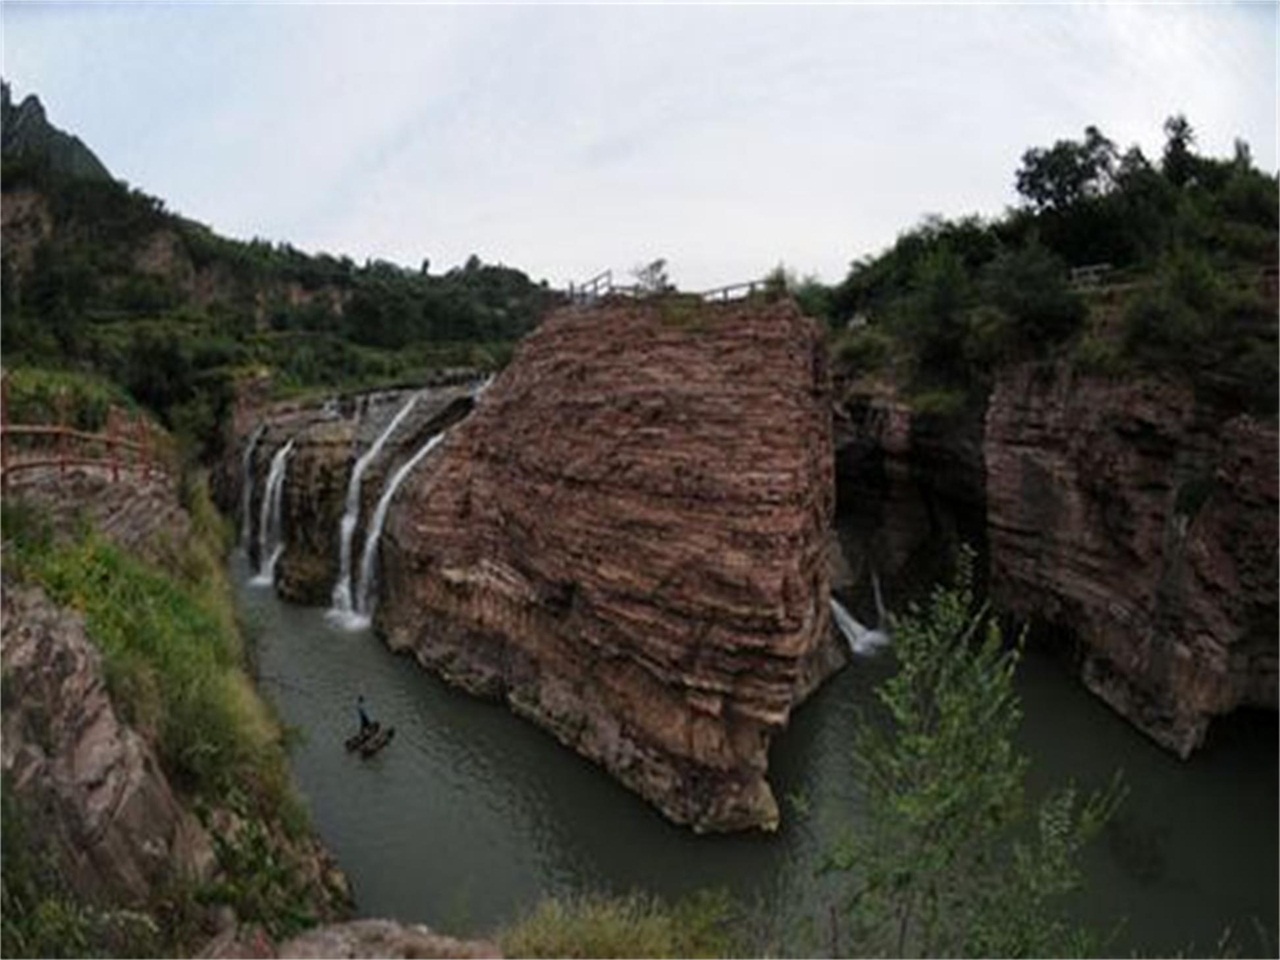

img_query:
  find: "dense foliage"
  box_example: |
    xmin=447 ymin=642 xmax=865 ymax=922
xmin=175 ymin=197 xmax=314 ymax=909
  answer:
xmin=1 ymin=151 xmax=559 ymax=462
xmin=818 ymin=117 xmax=1277 ymax=416
xmin=825 ymin=550 xmax=1123 ymax=957
xmin=501 ymin=890 xmax=735 ymax=959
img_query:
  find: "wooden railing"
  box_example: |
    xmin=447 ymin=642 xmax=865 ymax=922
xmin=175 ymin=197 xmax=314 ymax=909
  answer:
xmin=0 ymin=377 xmax=165 ymax=491
xmin=569 ymin=268 xmax=774 ymax=306
xmin=699 ymin=279 xmax=768 ymax=302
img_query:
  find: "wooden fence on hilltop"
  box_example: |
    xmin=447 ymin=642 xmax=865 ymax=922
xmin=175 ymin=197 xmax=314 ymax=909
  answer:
xmin=0 ymin=373 xmax=168 ymax=491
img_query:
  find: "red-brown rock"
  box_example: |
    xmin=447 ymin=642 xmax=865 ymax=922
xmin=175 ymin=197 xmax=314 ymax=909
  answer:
xmin=377 ymin=298 xmax=842 ymax=832
xmin=985 ymin=363 xmax=1278 ymax=756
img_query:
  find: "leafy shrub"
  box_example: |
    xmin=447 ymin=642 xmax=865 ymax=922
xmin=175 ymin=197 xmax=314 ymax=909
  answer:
xmin=825 ymin=548 xmax=1123 ymax=958
xmin=907 ymin=387 xmax=968 ymax=420
xmin=1071 ymin=332 xmax=1127 ymax=378
xmin=981 ymin=241 xmax=1086 ymax=350
xmin=832 ymin=325 xmax=894 ymax=375
xmin=501 ymin=890 xmax=734 ymax=959
xmin=3 ymin=366 xmax=137 ymax=431
xmin=2 ymin=499 xmax=293 ymax=819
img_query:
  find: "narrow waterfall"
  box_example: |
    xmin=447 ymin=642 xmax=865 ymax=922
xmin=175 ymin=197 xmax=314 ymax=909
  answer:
xmin=251 ymin=438 xmax=295 ymax=587
xmin=239 ymin=424 xmax=266 ymax=547
xmin=871 ymin=568 xmax=887 ymax=626
xmin=337 ymin=431 xmax=447 ymax=629
xmin=330 ymin=392 xmax=421 ymax=617
xmin=830 ymin=596 xmax=889 ymax=656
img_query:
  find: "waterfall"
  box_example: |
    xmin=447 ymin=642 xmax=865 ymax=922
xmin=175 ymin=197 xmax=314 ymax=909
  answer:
xmin=333 ymin=431 xmax=447 ymax=630
xmin=251 ymin=438 xmax=295 ymax=587
xmin=239 ymin=424 xmax=265 ymax=548
xmin=871 ymin=568 xmax=887 ymax=626
xmin=330 ymin=392 xmax=421 ymax=617
xmin=830 ymin=596 xmax=889 ymax=656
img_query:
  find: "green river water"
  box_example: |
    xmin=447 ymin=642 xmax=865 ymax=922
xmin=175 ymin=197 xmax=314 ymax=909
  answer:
xmin=233 ymin=548 xmax=1277 ymax=955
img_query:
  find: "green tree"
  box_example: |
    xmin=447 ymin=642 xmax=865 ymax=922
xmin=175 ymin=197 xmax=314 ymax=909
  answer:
xmin=1161 ymin=114 xmax=1196 ymax=189
xmin=826 ymin=550 xmax=1122 ymax=958
xmin=1015 ymin=125 xmax=1117 ymax=214
xmin=633 ymin=258 xmax=672 ymax=295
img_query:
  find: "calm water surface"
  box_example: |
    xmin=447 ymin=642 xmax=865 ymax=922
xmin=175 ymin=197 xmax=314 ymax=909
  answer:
xmin=233 ymin=551 xmax=1277 ymax=955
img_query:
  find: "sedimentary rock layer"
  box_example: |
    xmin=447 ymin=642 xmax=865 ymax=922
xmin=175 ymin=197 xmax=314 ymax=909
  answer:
xmin=1 ymin=583 xmax=216 ymax=905
xmin=985 ymin=363 xmax=1278 ymax=756
xmin=378 ymin=298 xmax=841 ymax=832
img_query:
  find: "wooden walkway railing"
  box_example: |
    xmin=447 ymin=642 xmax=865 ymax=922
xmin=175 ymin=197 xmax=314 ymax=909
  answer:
xmin=569 ymin=268 xmax=773 ymax=306
xmin=0 ymin=377 xmax=165 ymax=491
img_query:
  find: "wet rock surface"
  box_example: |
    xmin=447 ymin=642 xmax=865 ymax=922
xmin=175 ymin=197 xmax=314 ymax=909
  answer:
xmin=233 ymin=387 xmax=476 ymax=604
xmin=377 ymin=299 xmax=841 ymax=832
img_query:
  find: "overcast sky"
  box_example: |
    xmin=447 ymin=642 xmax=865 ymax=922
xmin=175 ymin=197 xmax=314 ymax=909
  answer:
xmin=3 ymin=3 xmax=1275 ymax=290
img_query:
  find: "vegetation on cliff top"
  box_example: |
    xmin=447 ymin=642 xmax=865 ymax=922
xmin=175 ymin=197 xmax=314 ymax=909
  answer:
xmin=1 ymin=131 xmax=558 ymax=463
xmin=817 ymin=116 xmax=1277 ymax=417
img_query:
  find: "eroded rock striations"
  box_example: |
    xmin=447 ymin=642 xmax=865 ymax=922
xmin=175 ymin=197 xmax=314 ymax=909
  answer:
xmin=985 ymin=363 xmax=1278 ymax=756
xmin=376 ymin=299 xmax=841 ymax=832
xmin=1 ymin=582 xmax=216 ymax=905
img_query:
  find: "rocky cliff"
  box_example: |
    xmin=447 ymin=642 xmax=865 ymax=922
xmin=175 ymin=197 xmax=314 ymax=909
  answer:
xmin=1 ymin=81 xmax=112 ymax=181
xmin=985 ymin=363 xmax=1278 ymax=756
xmin=2 ymin=582 xmax=216 ymax=906
xmin=376 ymin=298 xmax=842 ymax=832
xmin=834 ymin=363 xmax=1278 ymax=757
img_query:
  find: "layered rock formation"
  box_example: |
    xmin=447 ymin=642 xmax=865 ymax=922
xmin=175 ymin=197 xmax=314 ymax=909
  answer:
xmin=1 ymin=582 xmax=216 ymax=905
xmin=834 ymin=362 xmax=1278 ymax=758
xmin=985 ymin=363 xmax=1278 ymax=756
xmin=376 ymin=298 xmax=841 ymax=832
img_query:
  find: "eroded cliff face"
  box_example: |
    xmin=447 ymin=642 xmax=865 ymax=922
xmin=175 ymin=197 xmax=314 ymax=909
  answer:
xmin=1 ymin=582 xmax=216 ymax=906
xmin=377 ymin=299 xmax=842 ymax=832
xmin=985 ymin=363 xmax=1278 ymax=756
xmin=834 ymin=363 xmax=1278 ymax=758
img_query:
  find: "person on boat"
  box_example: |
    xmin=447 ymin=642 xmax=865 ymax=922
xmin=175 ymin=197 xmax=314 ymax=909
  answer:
xmin=357 ymin=695 xmax=375 ymax=735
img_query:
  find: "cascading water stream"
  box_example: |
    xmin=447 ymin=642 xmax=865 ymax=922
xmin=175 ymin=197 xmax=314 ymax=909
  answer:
xmin=239 ymin=424 xmax=265 ymax=547
xmin=251 ymin=438 xmax=295 ymax=587
xmin=336 ymin=431 xmax=447 ymax=629
xmin=830 ymin=569 xmax=890 ymax=656
xmin=330 ymin=392 xmax=422 ymax=618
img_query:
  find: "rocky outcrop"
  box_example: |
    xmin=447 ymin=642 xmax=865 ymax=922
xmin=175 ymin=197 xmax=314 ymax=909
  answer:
xmin=279 ymin=919 xmax=501 ymax=959
xmin=200 ymin=918 xmax=501 ymax=959
xmin=1 ymin=81 xmax=113 ymax=181
xmin=1 ymin=582 xmax=216 ymax=905
xmin=985 ymin=363 xmax=1278 ymax=756
xmin=377 ymin=299 xmax=841 ymax=832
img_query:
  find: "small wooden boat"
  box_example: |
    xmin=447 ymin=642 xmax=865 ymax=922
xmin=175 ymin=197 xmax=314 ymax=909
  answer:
xmin=359 ymin=725 xmax=395 ymax=758
xmin=345 ymin=721 xmax=396 ymax=757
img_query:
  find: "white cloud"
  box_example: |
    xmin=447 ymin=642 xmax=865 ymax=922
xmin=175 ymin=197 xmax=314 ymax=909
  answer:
xmin=4 ymin=3 xmax=1275 ymax=290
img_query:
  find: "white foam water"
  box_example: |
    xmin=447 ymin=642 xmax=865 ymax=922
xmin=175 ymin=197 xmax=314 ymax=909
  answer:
xmin=330 ymin=392 xmax=422 ymax=618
